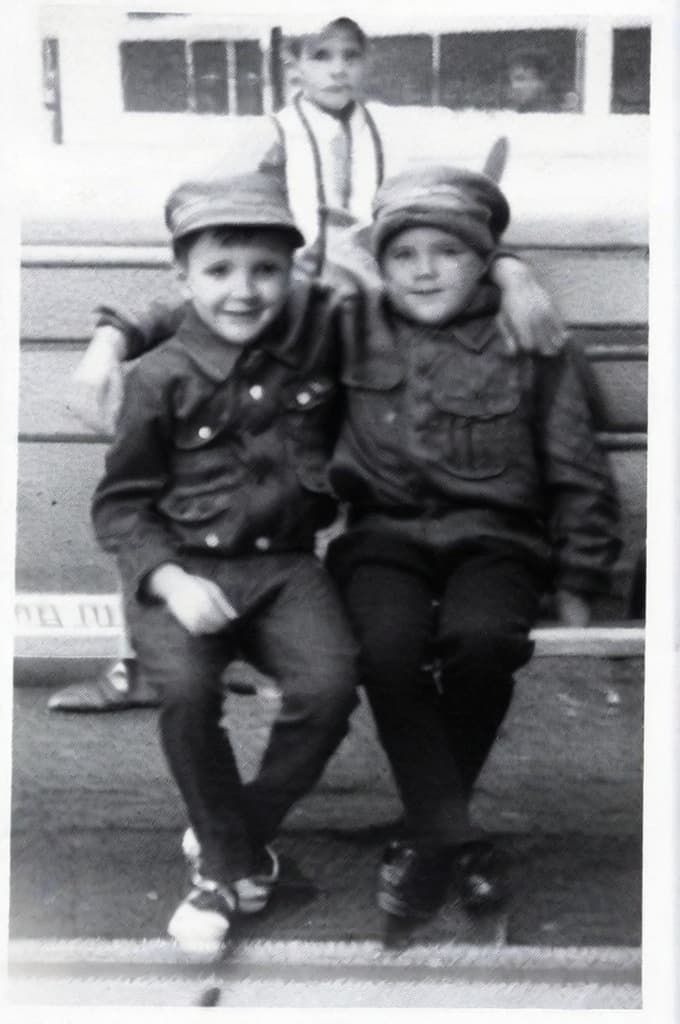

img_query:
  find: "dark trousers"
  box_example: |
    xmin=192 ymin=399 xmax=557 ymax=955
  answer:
xmin=125 ymin=553 xmax=359 ymax=885
xmin=331 ymin=534 xmax=543 ymax=847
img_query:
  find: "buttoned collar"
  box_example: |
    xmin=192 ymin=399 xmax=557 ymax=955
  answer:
xmin=173 ymin=278 xmax=316 ymax=382
xmin=382 ymin=282 xmax=502 ymax=353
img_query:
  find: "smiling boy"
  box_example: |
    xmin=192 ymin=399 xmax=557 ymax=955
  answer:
xmin=54 ymin=14 xmax=564 ymax=713
xmin=327 ymin=165 xmax=621 ymax=924
xmin=91 ymin=171 xmax=359 ymax=957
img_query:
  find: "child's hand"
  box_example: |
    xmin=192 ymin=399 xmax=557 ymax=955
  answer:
xmin=492 ymin=257 xmax=564 ymax=356
xmin=555 ymin=589 xmax=591 ymax=627
xmin=148 ymin=564 xmax=237 ymax=635
xmin=72 ymin=325 xmax=127 ymax=433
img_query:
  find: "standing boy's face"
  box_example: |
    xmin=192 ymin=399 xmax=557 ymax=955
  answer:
xmin=380 ymin=226 xmax=487 ymax=325
xmin=295 ymin=28 xmax=366 ymax=112
xmin=179 ymin=232 xmax=293 ymax=345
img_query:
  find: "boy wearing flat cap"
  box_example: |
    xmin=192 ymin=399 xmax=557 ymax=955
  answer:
xmin=52 ymin=14 xmax=567 ymax=715
xmin=327 ymin=165 xmax=621 ymax=924
xmin=91 ymin=171 xmax=359 ymax=958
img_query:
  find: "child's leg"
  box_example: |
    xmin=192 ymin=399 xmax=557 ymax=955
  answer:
xmin=338 ymin=556 xmax=473 ymax=848
xmin=236 ymin=555 xmax=359 ymax=848
xmin=127 ymin=600 xmax=253 ymax=887
xmin=437 ymin=547 xmax=543 ymax=797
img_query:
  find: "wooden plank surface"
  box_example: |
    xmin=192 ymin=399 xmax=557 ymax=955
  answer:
xmin=20 ymin=248 xmax=649 ymax=339
xmin=18 ymin=334 xmax=648 ymax=439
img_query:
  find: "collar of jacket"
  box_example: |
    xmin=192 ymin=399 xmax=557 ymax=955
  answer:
xmin=342 ymin=281 xmax=502 ymax=389
xmin=172 ymin=278 xmax=317 ymax=382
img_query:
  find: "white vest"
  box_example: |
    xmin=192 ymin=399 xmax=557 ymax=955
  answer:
xmin=273 ymin=97 xmax=385 ymax=258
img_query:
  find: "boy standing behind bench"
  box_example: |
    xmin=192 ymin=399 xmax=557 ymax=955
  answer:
xmin=91 ymin=171 xmax=359 ymax=957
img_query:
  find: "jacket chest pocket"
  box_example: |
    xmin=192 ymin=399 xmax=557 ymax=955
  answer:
xmin=426 ymin=361 xmax=525 ymax=480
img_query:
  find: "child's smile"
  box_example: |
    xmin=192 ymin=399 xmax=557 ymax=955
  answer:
xmin=380 ymin=226 xmax=488 ymax=325
xmin=179 ymin=233 xmax=293 ymax=345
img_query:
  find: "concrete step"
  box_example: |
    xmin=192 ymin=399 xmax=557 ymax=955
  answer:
xmin=7 ymin=939 xmax=641 ymax=1008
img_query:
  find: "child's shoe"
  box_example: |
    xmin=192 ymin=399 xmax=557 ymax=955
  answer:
xmin=167 ymin=876 xmax=237 ymax=958
xmin=454 ymin=840 xmax=509 ymax=913
xmin=377 ymin=840 xmax=451 ymax=920
xmin=182 ymin=827 xmax=279 ymax=915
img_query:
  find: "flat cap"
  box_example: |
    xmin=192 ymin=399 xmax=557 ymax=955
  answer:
xmin=165 ymin=171 xmax=305 ymax=247
xmin=370 ymin=165 xmax=510 ymax=258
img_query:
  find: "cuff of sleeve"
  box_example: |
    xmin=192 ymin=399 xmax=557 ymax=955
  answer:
xmin=94 ymin=307 xmax=145 ymax=360
xmin=117 ymin=541 xmax=181 ymax=601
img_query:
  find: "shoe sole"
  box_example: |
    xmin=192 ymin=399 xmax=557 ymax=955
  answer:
xmin=167 ymin=902 xmax=231 ymax=959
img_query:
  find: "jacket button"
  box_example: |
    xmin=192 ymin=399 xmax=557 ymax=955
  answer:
xmin=254 ymin=536 xmax=271 ymax=551
xmin=249 ymin=385 xmax=264 ymax=401
xmin=198 ymin=426 xmax=213 ymax=440
xmin=205 ymin=533 xmax=219 ymax=548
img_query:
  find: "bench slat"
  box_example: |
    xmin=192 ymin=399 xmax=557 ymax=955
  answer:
xmin=20 ymin=249 xmax=649 ymax=339
xmin=13 ymin=592 xmax=645 ymax=660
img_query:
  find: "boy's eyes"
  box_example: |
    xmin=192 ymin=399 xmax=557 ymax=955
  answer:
xmin=203 ymin=263 xmax=283 ymax=278
xmin=309 ymin=46 xmax=361 ymax=62
xmin=389 ymin=248 xmax=464 ymax=261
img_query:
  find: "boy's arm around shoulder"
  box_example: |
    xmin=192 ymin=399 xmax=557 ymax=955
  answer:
xmin=91 ymin=354 xmax=181 ymax=599
xmin=73 ymin=297 xmax=189 ymax=434
xmin=533 ymin=341 xmax=622 ymax=603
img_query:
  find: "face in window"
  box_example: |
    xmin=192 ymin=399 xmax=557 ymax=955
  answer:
xmin=380 ymin=226 xmax=487 ymax=326
xmin=178 ymin=231 xmax=293 ymax=345
xmin=295 ymin=28 xmax=366 ymax=112
xmin=508 ymin=63 xmax=550 ymax=112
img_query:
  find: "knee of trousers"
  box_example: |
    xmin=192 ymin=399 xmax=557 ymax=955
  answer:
xmin=153 ymin=669 xmax=224 ymax=708
xmin=278 ymin=674 xmax=359 ymax=731
xmin=440 ymin=627 xmax=534 ymax=680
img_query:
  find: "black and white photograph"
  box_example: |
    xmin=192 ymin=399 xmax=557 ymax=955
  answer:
xmin=1 ymin=0 xmax=674 ymax=1013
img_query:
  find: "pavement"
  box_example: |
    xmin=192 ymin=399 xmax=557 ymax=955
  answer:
xmin=7 ymin=654 xmax=643 ymax=1007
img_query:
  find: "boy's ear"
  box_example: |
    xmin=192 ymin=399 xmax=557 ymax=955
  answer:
xmin=174 ymin=261 xmax=192 ymax=299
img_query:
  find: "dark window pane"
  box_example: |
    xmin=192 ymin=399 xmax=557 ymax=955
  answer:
xmin=192 ymin=40 xmax=228 ymax=113
xmin=120 ymin=40 xmax=187 ymax=111
xmin=611 ymin=27 xmax=650 ymax=114
xmin=439 ymin=29 xmax=580 ymax=112
xmin=364 ymin=35 xmax=433 ymax=105
xmin=235 ymin=39 xmax=263 ymax=114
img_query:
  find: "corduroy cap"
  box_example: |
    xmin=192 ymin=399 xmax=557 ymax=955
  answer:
xmin=370 ymin=165 xmax=510 ymax=258
xmin=165 ymin=171 xmax=305 ymax=247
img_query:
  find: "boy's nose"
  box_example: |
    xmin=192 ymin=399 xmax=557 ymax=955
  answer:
xmin=329 ymin=58 xmax=349 ymax=79
xmin=414 ymin=254 xmax=436 ymax=277
xmin=230 ymin=270 xmax=256 ymax=299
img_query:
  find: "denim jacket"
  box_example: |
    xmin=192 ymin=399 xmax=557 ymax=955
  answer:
xmin=329 ymin=286 xmax=621 ymax=596
xmin=92 ymin=279 xmax=345 ymax=595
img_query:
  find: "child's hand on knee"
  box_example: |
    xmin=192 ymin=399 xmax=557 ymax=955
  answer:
xmin=555 ymin=589 xmax=591 ymax=627
xmin=148 ymin=564 xmax=237 ymax=634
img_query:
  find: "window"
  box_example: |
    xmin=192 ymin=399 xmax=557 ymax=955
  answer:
xmin=611 ymin=27 xmax=650 ymax=114
xmin=121 ymin=40 xmax=187 ymax=111
xmin=439 ymin=29 xmax=582 ymax=112
xmin=364 ymin=35 xmax=434 ymax=105
xmin=119 ymin=38 xmax=263 ymax=114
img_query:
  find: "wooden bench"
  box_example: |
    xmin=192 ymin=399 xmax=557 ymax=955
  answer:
xmin=14 ymin=241 xmax=647 ymax=664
